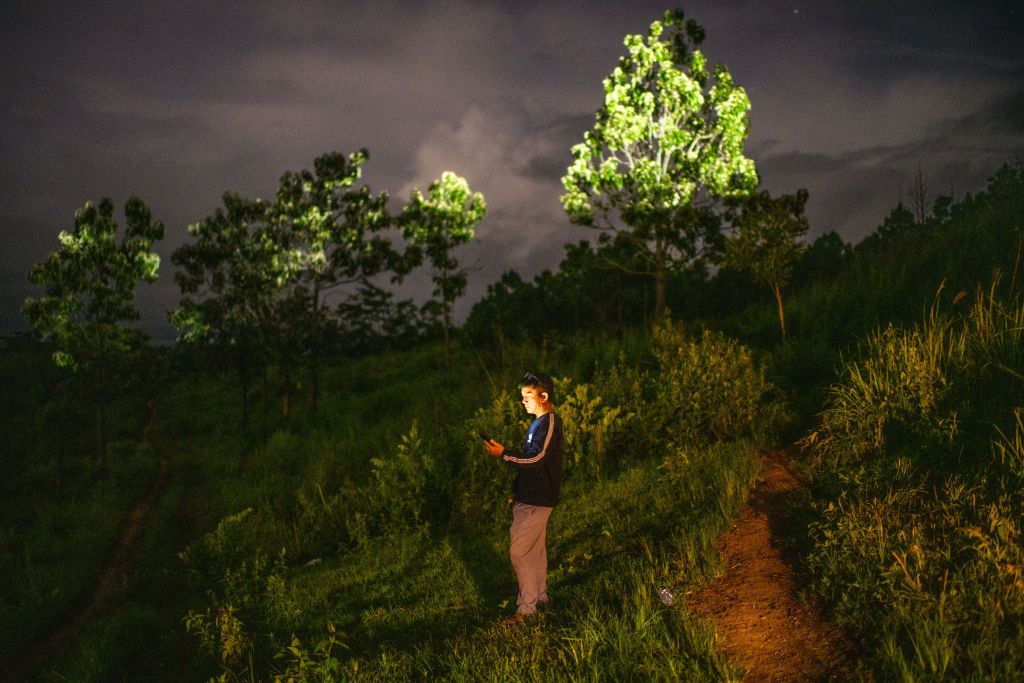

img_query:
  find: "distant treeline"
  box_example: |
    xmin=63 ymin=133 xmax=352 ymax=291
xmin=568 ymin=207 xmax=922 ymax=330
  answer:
xmin=465 ymin=163 xmax=1024 ymax=351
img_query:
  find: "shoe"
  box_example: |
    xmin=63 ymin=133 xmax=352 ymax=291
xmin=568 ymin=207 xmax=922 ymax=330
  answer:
xmin=501 ymin=612 xmax=526 ymax=626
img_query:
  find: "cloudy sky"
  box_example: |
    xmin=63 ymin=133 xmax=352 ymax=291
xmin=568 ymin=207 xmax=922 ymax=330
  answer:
xmin=2 ymin=1 xmax=1022 ymax=341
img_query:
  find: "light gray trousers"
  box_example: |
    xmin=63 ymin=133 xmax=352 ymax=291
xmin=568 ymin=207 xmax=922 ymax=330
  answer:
xmin=509 ymin=502 xmax=553 ymax=614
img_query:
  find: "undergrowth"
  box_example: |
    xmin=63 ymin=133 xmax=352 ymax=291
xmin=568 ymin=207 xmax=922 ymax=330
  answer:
xmin=176 ymin=318 xmax=779 ymax=681
xmin=800 ymin=289 xmax=1024 ymax=679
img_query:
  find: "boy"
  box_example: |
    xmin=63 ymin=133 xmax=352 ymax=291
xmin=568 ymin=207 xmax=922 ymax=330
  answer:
xmin=484 ymin=372 xmax=564 ymax=626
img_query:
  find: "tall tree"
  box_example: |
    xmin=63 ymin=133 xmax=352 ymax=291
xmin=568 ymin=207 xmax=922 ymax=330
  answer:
xmin=267 ymin=150 xmax=397 ymax=415
xmin=170 ymin=192 xmax=275 ymax=427
xmin=561 ymin=9 xmax=758 ymax=317
xmin=23 ymin=197 xmax=164 ymax=470
xmin=398 ymin=171 xmax=486 ymax=377
xmin=722 ymin=189 xmax=809 ymax=343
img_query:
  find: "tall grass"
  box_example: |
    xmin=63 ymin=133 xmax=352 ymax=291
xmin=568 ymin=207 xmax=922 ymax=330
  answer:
xmin=0 ymin=378 xmax=158 ymax=667
xmin=801 ymin=289 xmax=1024 ymax=679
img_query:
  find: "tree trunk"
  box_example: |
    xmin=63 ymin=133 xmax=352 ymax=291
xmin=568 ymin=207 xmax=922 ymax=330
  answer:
xmin=309 ymin=360 xmax=320 ymax=415
xmin=654 ymin=265 xmax=667 ymax=318
xmin=261 ymin=368 xmax=270 ymax=442
xmin=239 ymin=375 xmax=250 ymax=428
xmin=772 ymin=282 xmax=787 ymax=344
xmin=282 ymin=368 xmax=292 ymax=421
xmin=442 ymin=300 xmax=452 ymax=390
xmin=95 ymin=402 xmax=108 ymax=472
xmin=653 ymin=242 xmax=667 ymax=318
xmin=309 ymin=285 xmax=320 ymax=414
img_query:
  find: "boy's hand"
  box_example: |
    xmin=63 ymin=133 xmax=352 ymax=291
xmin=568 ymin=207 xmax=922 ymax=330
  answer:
xmin=483 ymin=439 xmax=504 ymax=457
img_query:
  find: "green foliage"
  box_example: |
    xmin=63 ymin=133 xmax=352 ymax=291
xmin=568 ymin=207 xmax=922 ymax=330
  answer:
xmin=800 ymin=290 xmax=1024 ymax=679
xmin=368 ymin=423 xmax=436 ymax=529
xmin=651 ymin=317 xmax=770 ymax=447
xmin=399 ymin=172 xmax=485 ymax=320
xmin=13 ymin=158 xmax=1023 ymax=681
xmin=555 ymin=376 xmax=633 ymax=476
xmin=0 ymin=426 xmax=158 ymax=666
xmin=23 ymin=197 xmax=164 ymax=370
xmin=163 ymin=319 xmax=780 ymax=681
xmin=722 ymin=189 xmax=809 ymax=342
xmin=562 ymin=9 xmax=758 ymax=315
xmin=453 ymin=392 xmax=527 ymax=531
xmin=272 ymin=622 xmax=345 ymax=683
xmin=781 ymin=163 xmax=1024 ymax=354
xmin=399 ymin=171 xmax=486 ymax=381
xmin=171 ymin=149 xmax=424 ymax=420
xmin=334 ymin=282 xmax=439 ymax=355
xmin=22 ymin=196 xmax=164 ymax=467
xmin=170 ymin=192 xmax=274 ymax=425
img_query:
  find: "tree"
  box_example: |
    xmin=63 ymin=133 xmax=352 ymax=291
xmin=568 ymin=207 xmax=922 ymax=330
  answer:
xmin=792 ymin=231 xmax=851 ymax=287
xmin=909 ymin=162 xmax=929 ymax=225
xmin=398 ymin=171 xmax=486 ymax=378
xmin=170 ymin=192 xmax=275 ymax=427
xmin=857 ymin=202 xmax=915 ymax=253
xmin=23 ymin=197 xmax=164 ymax=470
xmin=267 ymin=150 xmax=399 ymax=415
xmin=335 ymin=282 xmax=437 ymax=355
xmin=561 ymin=9 xmax=758 ymax=317
xmin=722 ymin=189 xmax=809 ymax=343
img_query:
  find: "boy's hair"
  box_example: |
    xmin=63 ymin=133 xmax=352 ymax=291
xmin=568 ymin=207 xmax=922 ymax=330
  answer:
xmin=519 ymin=371 xmax=554 ymax=402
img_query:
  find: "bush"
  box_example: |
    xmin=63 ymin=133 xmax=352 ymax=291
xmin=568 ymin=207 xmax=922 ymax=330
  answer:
xmin=368 ymin=422 xmax=435 ymax=530
xmin=650 ymin=318 xmax=769 ymax=446
xmin=450 ymin=393 xmax=524 ymax=531
xmin=800 ymin=291 xmax=1024 ymax=679
xmin=554 ymin=376 xmax=634 ymax=477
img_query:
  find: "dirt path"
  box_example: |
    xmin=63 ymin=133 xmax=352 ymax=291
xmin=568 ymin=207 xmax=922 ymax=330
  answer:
xmin=15 ymin=406 xmax=170 ymax=678
xmin=689 ymin=450 xmax=860 ymax=681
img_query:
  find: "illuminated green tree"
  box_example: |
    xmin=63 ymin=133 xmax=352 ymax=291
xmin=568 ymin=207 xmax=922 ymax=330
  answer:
xmin=23 ymin=197 xmax=164 ymax=470
xmin=399 ymin=171 xmax=486 ymax=375
xmin=268 ymin=150 xmax=399 ymax=415
xmin=561 ymin=9 xmax=758 ymax=317
xmin=170 ymin=192 xmax=275 ymax=426
xmin=723 ymin=189 xmax=809 ymax=343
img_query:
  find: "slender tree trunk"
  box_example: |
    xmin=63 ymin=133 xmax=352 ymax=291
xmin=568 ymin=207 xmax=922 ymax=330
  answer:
xmin=654 ymin=265 xmax=667 ymax=318
xmin=261 ymin=367 xmax=270 ymax=442
xmin=309 ymin=360 xmax=320 ymax=415
xmin=239 ymin=374 xmax=250 ymax=428
xmin=282 ymin=368 xmax=292 ymax=421
xmin=95 ymin=402 xmax=107 ymax=472
xmin=235 ymin=353 xmax=250 ymax=428
xmin=309 ymin=285 xmax=320 ymax=414
xmin=653 ymin=242 xmax=667 ymax=318
xmin=772 ymin=282 xmax=787 ymax=343
xmin=442 ymin=301 xmax=452 ymax=389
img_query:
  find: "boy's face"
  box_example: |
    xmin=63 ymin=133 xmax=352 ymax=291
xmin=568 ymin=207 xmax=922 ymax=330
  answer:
xmin=520 ymin=385 xmax=548 ymax=417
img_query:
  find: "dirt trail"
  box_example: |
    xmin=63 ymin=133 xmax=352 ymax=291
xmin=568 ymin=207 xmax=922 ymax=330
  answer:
xmin=689 ymin=450 xmax=860 ymax=681
xmin=15 ymin=406 xmax=170 ymax=678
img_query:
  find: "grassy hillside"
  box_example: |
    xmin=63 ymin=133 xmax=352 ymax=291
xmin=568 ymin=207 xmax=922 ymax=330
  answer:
xmin=2 ymin=163 xmax=1022 ymax=680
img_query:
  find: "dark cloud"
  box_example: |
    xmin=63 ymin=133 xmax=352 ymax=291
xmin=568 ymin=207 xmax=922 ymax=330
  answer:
xmin=2 ymin=1 xmax=1023 ymax=336
xmin=972 ymin=89 xmax=1024 ymax=137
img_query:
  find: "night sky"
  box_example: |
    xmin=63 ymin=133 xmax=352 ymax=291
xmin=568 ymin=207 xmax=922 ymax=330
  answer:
xmin=3 ymin=1 xmax=1022 ymax=342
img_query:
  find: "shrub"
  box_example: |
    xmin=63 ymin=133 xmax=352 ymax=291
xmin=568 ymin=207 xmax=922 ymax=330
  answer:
xmin=368 ymin=422 xmax=435 ymax=530
xmin=554 ymin=376 xmax=634 ymax=477
xmin=450 ymin=393 xmax=523 ymax=530
xmin=650 ymin=318 xmax=768 ymax=446
xmin=801 ymin=291 xmax=1024 ymax=679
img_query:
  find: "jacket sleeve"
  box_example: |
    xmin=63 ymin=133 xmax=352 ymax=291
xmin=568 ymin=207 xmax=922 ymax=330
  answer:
xmin=501 ymin=414 xmax=556 ymax=469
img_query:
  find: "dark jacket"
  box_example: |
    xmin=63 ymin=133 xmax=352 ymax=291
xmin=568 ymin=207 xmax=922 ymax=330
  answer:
xmin=501 ymin=412 xmax=564 ymax=508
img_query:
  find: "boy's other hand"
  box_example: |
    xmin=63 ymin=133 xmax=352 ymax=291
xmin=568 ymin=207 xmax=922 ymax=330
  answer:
xmin=484 ymin=439 xmax=504 ymax=457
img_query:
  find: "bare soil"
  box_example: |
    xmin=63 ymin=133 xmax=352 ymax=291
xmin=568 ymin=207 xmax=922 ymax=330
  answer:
xmin=689 ymin=450 xmax=861 ymax=681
